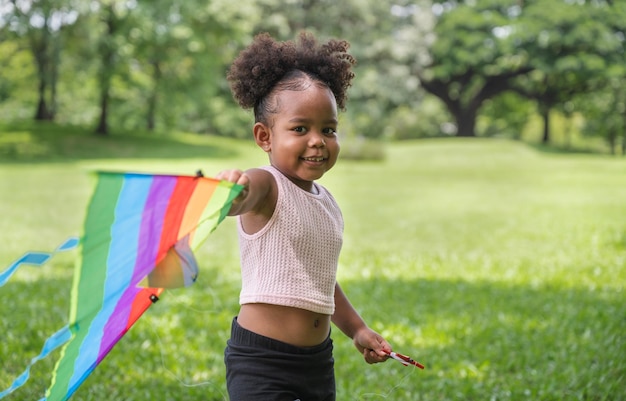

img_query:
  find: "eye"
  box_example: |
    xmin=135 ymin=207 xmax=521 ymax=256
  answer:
xmin=323 ymin=127 xmax=337 ymax=136
xmin=293 ymin=126 xmax=307 ymax=133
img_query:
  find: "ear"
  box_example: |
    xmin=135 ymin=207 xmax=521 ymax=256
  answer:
xmin=253 ymin=122 xmax=271 ymax=152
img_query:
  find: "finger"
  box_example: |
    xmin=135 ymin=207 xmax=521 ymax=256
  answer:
xmin=215 ymin=170 xmax=232 ymax=181
xmin=367 ymin=334 xmax=391 ymax=357
xmin=363 ymin=348 xmax=381 ymax=364
xmin=216 ymin=169 xmax=243 ymax=183
xmin=363 ymin=349 xmax=375 ymax=364
xmin=227 ymin=170 xmax=241 ymax=182
xmin=236 ymin=173 xmax=250 ymax=187
xmin=373 ymin=349 xmax=388 ymax=362
xmin=377 ymin=338 xmax=392 ymax=356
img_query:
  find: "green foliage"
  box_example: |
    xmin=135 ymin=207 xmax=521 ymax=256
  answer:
xmin=580 ymin=83 xmax=626 ymax=156
xmin=431 ymin=2 xmax=512 ymax=78
xmin=387 ymin=98 xmax=453 ymax=140
xmin=478 ymin=92 xmax=534 ymax=139
xmin=2 ymin=0 xmax=626 ymax=148
xmin=0 ymin=40 xmax=38 ymax=120
xmin=0 ymin=124 xmax=625 ymax=400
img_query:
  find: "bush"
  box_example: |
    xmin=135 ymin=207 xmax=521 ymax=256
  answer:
xmin=385 ymin=98 xmax=452 ymax=140
xmin=339 ymin=136 xmax=386 ymax=161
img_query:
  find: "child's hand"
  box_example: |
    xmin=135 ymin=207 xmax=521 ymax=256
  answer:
xmin=216 ymin=169 xmax=250 ymax=213
xmin=352 ymin=327 xmax=392 ymax=364
xmin=216 ymin=169 xmax=250 ymax=187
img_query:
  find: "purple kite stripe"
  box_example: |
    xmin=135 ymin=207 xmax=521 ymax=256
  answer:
xmin=96 ymin=174 xmax=178 ymax=363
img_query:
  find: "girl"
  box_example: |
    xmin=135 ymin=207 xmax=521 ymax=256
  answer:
xmin=216 ymin=32 xmax=392 ymax=401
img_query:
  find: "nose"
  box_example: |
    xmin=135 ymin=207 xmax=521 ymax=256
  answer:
xmin=309 ymin=132 xmax=326 ymax=148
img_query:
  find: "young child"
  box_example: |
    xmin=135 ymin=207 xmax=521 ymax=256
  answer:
xmin=216 ymin=32 xmax=392 ymax=401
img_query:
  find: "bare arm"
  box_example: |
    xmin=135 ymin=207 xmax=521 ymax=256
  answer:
xmin=332 ymin=282 xmax=391 ymax=364
xmin=215 ymin=168 xmax=276 ymax=218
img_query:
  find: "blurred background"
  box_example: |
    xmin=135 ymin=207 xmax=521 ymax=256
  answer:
xmin=0 ymin=0 xmax=624 ymax=155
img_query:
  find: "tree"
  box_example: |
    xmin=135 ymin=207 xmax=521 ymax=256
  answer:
xmin=577 ymin=0 xmax=626 ymax=154
xmin=171 ymin=0 xmax=261 ymax=135
xmin=402 ymin=1 xmax=533 ymax=137
xmin=120 ymin=0 xmax=175 ymax=132
xmin=94 ymin=1 xmax=132 ymax=136
xmin=115 ymin=0 xmax=262 ymax=134
xmin=581 ymin=77 xmax=626 ymax=155
xmin=510 ymin=0 xmax=619 ymax=144
xmin=0 ymin=29 xmax=32 ymax=107
xmin=2 ymin=0 xmax=78 ymax=121
xmin=406 ymin=0 xmax=625 ymax=141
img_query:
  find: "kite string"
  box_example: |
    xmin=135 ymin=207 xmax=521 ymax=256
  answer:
xmin=153 ymin=317 xmax=416 ymax=401
xmin=355 ymin=363 xmax=418 ymax=400
xmin=148 ymin=323 xmax=229 ymax=401
xmin=164 ymin=286 xmax=224 ymax=314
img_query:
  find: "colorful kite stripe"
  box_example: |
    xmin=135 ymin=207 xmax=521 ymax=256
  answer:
xmin=43 ymin=172 xmax=242 ymax=401
xmin=0 ymin=172 xmax=241 ymax=401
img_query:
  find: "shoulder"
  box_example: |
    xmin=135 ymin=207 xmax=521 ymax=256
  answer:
xmin=245 ymin=166 xmax=275 ymax=184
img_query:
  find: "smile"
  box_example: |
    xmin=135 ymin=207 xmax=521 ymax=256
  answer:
xmin=302 ymin=157 xmax=325 ymax=162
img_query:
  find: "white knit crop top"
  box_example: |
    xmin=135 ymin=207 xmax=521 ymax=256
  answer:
xmin=237 ymin=165 xmax=343 ymax=315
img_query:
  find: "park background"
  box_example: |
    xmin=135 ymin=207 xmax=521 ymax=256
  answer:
xmin=1 ymin=0 xmax=625 ymax=400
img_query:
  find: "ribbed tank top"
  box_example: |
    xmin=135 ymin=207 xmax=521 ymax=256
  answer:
xmin=237 ymin=166 xmax=343 ymax=315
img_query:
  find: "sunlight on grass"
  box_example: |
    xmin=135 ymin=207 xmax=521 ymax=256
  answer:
xmin=1 ymin=128 xmax=625 ymax=400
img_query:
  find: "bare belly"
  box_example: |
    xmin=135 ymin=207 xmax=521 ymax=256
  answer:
xmin=237 ymin=303 xmax=331 ymax=347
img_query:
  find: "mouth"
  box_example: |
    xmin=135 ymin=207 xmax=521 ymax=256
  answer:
xmin=301 ymin=156 xmax=326 ymax=162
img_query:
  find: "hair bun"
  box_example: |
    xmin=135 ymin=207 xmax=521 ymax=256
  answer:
xmin=227 ymin=32 xmax=356 ymax=112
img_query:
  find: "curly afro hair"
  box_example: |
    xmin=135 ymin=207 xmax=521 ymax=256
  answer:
xmin=227 ymin=32 xmax=356 ymax=124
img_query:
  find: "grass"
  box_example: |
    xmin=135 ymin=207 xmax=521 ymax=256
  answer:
xmin=1 ymin=122 xmax=625 ymax=400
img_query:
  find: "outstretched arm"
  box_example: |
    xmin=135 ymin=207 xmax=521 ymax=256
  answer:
xmin=332 ymin=283 xmax=391 ymax=364
xmin=215 ymin=168 xmax=276 ymax=218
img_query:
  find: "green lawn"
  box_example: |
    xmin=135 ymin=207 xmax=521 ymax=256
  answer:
xmin=1 ymin=123 xmax=625 ymax=400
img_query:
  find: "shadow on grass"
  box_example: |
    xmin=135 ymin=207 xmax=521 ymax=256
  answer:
xmin=0 ymin=268 xmax=238 ymax=401
xmin=341 ymin=276 xmax=626 ymax=400
xmin=3 ymin=272 xmax=624 ymax=400
xmin=525 ymin=141 xmax=616 ymax=157
xmin=336 ymin=278 xmax=626 ymax=400
xmin=0 ymin=121 xmax=242 ymax=164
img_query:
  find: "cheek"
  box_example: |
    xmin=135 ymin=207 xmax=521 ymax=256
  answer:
xmin=330 ymin=140 xmax=340 ymax=155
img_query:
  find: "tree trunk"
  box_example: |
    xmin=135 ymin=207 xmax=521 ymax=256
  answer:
xmin=541 ymin=106 xmax=550 ymax=144
xmin=146 ymin=60 xmax=162 ymax=132
xmin=95 ymin=90 xmax=109 ymax=135
xmin=32 ymin=22 xmax=53 ymax=121
xmin=608 ymin=131 xmax=616 ymax=155
xmin=146 ymin=93 xmax=157 ymax=131
xmin=454 ymin=108 xmax=477 ymax=137
xmin=34 ymin=80 xmax=51 ymax=120
xmin=417 ymin=67 xmax=532 ymax=138
xmin=95 ymin=5 xmax=117 ymax=136
xmin=49 ymin=37 xmax=60 ymax=119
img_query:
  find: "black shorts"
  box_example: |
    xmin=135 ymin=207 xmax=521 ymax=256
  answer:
xmin=224 ymin=317 xmax=335 ymax=401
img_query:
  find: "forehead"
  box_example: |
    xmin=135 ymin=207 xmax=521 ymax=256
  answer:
xmin=273 ymin=84 xmax=338 ymax=117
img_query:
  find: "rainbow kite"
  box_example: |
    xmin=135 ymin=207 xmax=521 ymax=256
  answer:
xmin=0 ymin=171 xmax=243 ymax=401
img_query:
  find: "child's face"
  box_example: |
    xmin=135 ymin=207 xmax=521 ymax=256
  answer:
xmin=262 ymin=84 xmax=340 ymax=191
